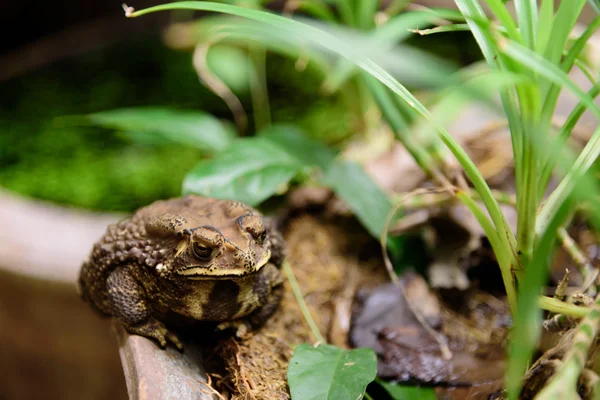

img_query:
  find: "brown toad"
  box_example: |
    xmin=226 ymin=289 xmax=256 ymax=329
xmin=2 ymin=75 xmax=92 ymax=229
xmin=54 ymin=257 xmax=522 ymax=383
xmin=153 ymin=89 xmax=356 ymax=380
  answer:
xmin=78 ymin=195 xmax=285 ymax=349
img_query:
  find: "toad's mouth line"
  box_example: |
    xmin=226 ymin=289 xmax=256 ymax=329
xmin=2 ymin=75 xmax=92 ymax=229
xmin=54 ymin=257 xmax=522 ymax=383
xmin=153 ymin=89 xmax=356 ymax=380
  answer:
xmin=175 ymin=251 xmax=271 ymax=279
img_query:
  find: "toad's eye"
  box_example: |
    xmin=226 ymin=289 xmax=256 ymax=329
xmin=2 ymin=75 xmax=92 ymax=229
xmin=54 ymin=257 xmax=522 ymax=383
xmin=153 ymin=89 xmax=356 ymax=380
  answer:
xmin=192 ymin=243 xmax=214 ymax=261
xmin=259 ymin=230 xmax=267 ymax=244
xmin=246 ymin=227 xmax=267 ymax=244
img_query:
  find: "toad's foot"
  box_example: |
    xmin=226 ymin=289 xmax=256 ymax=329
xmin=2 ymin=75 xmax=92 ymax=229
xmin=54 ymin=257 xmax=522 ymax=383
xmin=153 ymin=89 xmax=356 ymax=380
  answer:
xmin=216 ymin=320 xmax=251 ymax=339
xmin=125 ymin=318 xmax=183 ymax=350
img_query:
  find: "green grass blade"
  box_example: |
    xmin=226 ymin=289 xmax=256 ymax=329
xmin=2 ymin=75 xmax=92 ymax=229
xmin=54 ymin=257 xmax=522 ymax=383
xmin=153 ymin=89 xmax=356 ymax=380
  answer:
xmin=454 ymin=0 xmax=525 ymax=178
xmin=362 ymin=75 xmax=441 ymax=178
xmin=538 ymin=16 xmax=600 ymax=195
xmin=501 ymin=41 xmax=600 ymax=127
xmin=589 ymin=0 xmax=600 ymax=14
xmin=514 ymin=0 xmax=538 ymax=49
xmin=538 ymin=124 xmax=600 ymax=236
xmin=538 ymin=82 xmax=600 ymax=198
xmin=543 ymin=0 xmax=586 ymax=70
xmin=179 ymin=16 xmax=333 ymax=76
xmin=334 ymin=0 xmax=355 ymax=26
xmin=322 ymin=10 xmax=455 ymax=93
xmin=482 ymin=0 xmax=522 ymax=43
xmin=454 ymin=0 xmax=499 ymax=64
xmin=456 ymin=191 xmax=517 ymax=311
xmin=535 ymin=0 xmax=588 ymax=157
xmin=407 ymin=23 xmax=471 ymax=36
xmin=535 ymin=0 xmax=554 ymax=54
xmin=455 ymin=0 xmax=523 ymax=248
xmin=295 ymin=0 xmax=337 ymax=22
xmin=355 ymin=0 xmax=378 ymax=29
xmin=499 ymin=40 xmax=600 ymax=238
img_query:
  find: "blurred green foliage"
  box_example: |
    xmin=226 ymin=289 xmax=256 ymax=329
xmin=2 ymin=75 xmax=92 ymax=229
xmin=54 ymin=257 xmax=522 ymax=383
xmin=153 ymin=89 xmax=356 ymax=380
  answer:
xmin=0 ymin=39 xmax=213 ymax=211
xmin=0 ymin=37 xmax=352 ymax=212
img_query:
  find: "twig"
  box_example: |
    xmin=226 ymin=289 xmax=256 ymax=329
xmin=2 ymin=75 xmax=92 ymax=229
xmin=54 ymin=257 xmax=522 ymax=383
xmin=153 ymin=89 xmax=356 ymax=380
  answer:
xmin=554 ymin=270 xmax=570 ymax=302
xmin=557 ymin=227 xmax=598 ymax=293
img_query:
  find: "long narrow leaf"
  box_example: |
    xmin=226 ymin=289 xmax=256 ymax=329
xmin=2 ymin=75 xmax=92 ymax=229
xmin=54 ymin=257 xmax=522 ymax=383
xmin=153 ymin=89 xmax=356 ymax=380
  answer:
xmin=538 ymin=17 xmax=600 ymax=195
xmin=539 ymin=80 xmax=600 ymax=196
xmin=544 ymin=0 xmax=586 ymax=67
xmin=356 ymin=0 xmax=378 ymax=29
xmin=322 ymin=10 xmax=459 ymax=92
xmin=498 ymin=41 xmax=600 ymax=236
xmin=514 ymin=0 xmax=538 ymax=49
xmin=456 ymin=191 xmax=517 ymax=311
xmin=535 ymin=0 xmax=554 ymax=54
xmin=482 ymin=0 xmax=522 ymax=43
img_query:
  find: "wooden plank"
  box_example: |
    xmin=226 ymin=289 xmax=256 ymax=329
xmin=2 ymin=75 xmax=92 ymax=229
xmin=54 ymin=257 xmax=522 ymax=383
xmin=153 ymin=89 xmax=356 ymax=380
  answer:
xmin=114 ymin=323 xmax=218 ymax=400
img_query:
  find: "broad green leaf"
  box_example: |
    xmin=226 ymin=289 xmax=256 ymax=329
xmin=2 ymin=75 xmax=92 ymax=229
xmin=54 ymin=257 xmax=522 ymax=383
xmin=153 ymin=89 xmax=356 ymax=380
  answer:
xmin=182 ymin=137 xmax=301 ymax=205
xmin=323 ymin=160 xmax=392 ymax=238
xmin=259 ymin=124 xmax=336 ymax=170
xmin=87 ymin=108 xmax=235 ymax=152
xmin=288 ymin=344 xmax=377 ymax=400
xmin=378 ymin=380 xmax=437 ymax=400
xmin=182 ymin=124 xmax=337 ymax=207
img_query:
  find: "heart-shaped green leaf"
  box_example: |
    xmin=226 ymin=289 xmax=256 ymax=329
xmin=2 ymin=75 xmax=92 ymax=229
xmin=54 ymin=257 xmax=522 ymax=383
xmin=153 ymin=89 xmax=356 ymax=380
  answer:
xmin=182 ymin=136 xmax=302 ymax=205
xmin=87 ymin=108 xmax=236 ymax=152
xmin=288 ymin=344 xmax=377 ymax=400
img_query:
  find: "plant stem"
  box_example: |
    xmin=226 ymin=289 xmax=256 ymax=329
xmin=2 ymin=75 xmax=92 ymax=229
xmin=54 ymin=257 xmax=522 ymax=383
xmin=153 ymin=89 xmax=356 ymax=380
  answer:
xmin=282 ymin=261 xmax=326 ymax=344
xmin=457 ymin=191 xmax=518 ymax=312
xmin=537 ymin=296 xmax=589 ymax=318
xmin=249 ymin=44 xmax=271 ymax=131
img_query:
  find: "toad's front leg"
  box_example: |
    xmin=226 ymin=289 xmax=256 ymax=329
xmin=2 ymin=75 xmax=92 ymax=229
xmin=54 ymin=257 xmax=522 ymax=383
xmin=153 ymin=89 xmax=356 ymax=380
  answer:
xmin=217 ymin=263 xmax=284 ymax=337
xmin=107 ymin=266 xmax=182 ymax=350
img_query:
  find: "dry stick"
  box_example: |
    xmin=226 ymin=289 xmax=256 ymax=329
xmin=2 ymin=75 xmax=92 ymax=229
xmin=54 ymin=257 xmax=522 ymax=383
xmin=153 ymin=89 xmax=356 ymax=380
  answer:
xmin=557 ymin=227 xmax=598 ymax=293
xmin=543 ymin=271 xmax=573 ymax=332
xmin=381 ymin=188 xmax=453 ymax=360
xmin=193 ymin=41 xmax=248 ymax=134
xmin=199 ymin=374 xmax=227 ymax=400
xmin=554 ymin=270 xmax=570 ymax=302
